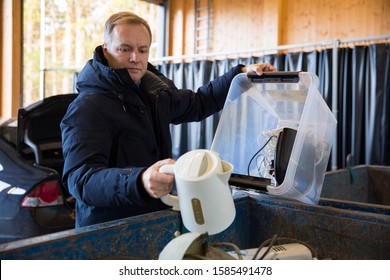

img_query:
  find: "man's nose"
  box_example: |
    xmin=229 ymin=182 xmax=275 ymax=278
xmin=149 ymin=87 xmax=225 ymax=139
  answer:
xmin=129 ymin=52 xmax=138 ymax=62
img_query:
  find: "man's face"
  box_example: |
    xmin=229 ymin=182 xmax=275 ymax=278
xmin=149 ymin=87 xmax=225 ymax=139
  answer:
xmin=103 ymin=23 xmax=150 ymax=84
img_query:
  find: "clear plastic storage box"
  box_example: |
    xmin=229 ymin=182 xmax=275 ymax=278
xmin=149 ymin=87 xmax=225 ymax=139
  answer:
xmin=211 ymin=72 xmax=337 ymax=204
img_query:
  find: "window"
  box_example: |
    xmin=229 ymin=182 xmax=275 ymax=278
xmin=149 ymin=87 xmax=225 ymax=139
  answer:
xmin=23 ymin=0 xmax=163 ymax=105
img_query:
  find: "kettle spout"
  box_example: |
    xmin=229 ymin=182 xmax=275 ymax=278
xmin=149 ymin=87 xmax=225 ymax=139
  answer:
xmin=218 ymin=160 xmax=234 ymax=184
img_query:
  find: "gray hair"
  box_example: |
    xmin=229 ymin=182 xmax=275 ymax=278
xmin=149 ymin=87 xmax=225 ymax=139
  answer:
xmin=104 ymin=11 xmax=152 ymax=47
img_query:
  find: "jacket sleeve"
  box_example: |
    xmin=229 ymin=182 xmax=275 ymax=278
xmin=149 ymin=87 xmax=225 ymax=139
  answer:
xmin=60 ymin=96 xmax=151 ymax=208
xmin=169 ymin=64 xmax=244 ymax=124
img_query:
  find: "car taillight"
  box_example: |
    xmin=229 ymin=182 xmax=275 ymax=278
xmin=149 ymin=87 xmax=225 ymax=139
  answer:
xmin=21 ymin=180 xmax=64 ymax=207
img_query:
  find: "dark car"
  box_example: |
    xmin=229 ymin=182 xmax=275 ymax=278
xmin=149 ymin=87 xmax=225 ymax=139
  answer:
xmin=0 ymin=94 xmax=77 ymax=244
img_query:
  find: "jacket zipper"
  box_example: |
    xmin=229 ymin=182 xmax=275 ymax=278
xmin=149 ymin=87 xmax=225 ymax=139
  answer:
xmin=118 ymin=94 xmax=126 ymax=111
xmin=153 ymin=91 xmax=162 ymax=156
xmin=119 ymin=76 xmax=161 ymax=158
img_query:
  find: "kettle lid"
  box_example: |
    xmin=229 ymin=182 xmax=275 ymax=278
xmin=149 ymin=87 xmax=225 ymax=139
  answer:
xmin=187 ymin=150 xmax=209 ymax=178
xmin=178 ymin=149 xmax=221 ymax=179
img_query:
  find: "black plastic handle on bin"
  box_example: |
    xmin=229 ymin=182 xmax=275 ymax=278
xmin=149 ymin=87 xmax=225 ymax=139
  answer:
xmin=228 ymin=173 xmax=270 ymax=193
xmin=247 ymin=71 xmax=301 ymax=83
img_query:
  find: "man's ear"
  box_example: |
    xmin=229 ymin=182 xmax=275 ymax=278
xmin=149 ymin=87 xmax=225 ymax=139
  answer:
xmin=102 ymin=43 xmax=109 ymax=59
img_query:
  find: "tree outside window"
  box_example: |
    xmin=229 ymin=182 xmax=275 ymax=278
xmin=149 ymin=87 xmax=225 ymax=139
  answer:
xmin=23 ymin=0 xmax=160 ymax=106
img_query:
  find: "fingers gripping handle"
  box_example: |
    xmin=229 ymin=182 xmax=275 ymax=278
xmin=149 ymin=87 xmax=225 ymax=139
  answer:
xmin=159 ymin=164 xmax=174 ymax=174
xmin=159 ymin=164 xmax=180 ymax=211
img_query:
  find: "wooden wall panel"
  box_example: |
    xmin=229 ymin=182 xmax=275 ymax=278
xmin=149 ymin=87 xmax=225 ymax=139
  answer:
xmin=167 ymin=0 xmax=390 ymax=57
xmin=212 ymin=0 xmax=280 ymax=54
xmin=168 ymin=0 xmax=195 ymax=58
xmin=0 ymin=0 xmax=22 ymax=120
xmin=280 ymin=0 xmax=390 ymax=45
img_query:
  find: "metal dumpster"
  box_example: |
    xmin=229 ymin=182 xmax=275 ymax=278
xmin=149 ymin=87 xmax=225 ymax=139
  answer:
xmin=1 ymin=192 xmax=389 ymax=260
xmin=248 ymin=192 xmax=390 ymax=260
xmin=321 ymin=165 xmax=390 ymax=206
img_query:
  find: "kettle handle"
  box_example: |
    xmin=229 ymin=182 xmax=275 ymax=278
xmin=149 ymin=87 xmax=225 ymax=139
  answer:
xmin=161 ymin=194 xmax=180 ymax=211
xmin=159 ymin=164 xmax=180 ymax=211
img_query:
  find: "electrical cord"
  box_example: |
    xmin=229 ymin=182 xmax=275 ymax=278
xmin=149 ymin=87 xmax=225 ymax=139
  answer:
xmin=247 ymin=136 xmax=276 ymax=176
xmin=252 ymin=235 xmax=318 ymax=260
xmin=257 ymin=234 xmax=278 ymax=260
xmin=252 ymin=234 xmax=278 ymax=260
xmin=210 ymin=242 xmax=244 ymax=260
xmin=183 ymin=242 xmax=243 ymax=260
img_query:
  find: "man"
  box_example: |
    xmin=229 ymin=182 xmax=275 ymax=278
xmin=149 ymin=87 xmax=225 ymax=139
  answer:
xmin=61 ymin=11 xmax=276 ymax=228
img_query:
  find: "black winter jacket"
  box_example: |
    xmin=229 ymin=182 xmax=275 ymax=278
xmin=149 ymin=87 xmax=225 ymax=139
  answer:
xmin=61 ymin=46 xmax=244 ymax=227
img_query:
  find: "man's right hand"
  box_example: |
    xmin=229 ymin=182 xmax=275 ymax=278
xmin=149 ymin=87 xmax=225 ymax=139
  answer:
xmin=142 ymin=158 xmax=175 ymax=198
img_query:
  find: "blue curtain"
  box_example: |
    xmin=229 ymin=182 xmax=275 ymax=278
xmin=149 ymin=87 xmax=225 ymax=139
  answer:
xmin=157 ymin=43 xmax=390 ymax=168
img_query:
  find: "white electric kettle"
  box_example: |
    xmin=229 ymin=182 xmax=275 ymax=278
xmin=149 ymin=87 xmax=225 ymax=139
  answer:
xmin=160 ymin=149 xmax=236 ymax=235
